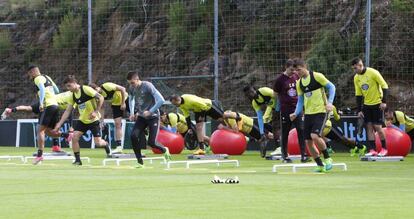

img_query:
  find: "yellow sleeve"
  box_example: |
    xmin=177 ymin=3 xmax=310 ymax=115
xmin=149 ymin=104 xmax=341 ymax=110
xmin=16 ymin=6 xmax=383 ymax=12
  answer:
xmin=354 ymin=75 xmax=362 ymax=96
xmin=67 ymin=92 xmax=75 ymax=106
xmin=83 ymin=86 xmax=98 ymax=97
xmin=102 ymin=82 xmax=117 ymax=91
xmin=314 ymin=72 xmax=330 ymax=86
xmin=34 ymin=76 xmax=46 ymax=87
xmin=296 ymin=80 xmax=303 ymax=95
xmin=395 ymin=111 xmax=406 ymax=125
xmin=372 ymin=70 xmax=389 ymax=89
xmin=263 ymin=106 xmax=273 ymax=123
xmin=333 ymin=106 xmax=340 ymax=121
xmin=180 ymin=107 xmax=190 ymax=118
xmin=252 ymin=100 xmax=260 ymax=112
xmin=169 ymin=113 xmax=178 ymax=128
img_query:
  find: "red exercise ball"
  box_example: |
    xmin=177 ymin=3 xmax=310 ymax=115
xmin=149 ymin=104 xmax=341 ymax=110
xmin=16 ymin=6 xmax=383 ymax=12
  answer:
xmin=287 ymin=128 xmax=318 ymax=155
xmin=375 ymin=127 xmax=412 ymax=156
xmin=210 ymin=129 xmax=247 ymax=155
xmin=152 ymin=129 xmax=185 ymax=154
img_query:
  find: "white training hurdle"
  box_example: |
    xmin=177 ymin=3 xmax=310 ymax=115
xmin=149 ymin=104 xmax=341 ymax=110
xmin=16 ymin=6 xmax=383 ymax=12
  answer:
xmin=272 ymin=163 xmax=347 ymax=173
xmin=24 ymin=156 xmax=91 ymax=164
xmin=102 ymin=157 xmax=166 ymax=166
xmin=0 ymin=155 xmax=25 ymax=163
xmin=166 ymin=159 xmax=240 ymax=169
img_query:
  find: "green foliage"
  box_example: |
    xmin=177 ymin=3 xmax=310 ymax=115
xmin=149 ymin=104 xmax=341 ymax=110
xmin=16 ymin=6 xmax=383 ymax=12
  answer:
xmin=391 ymin=0 xmax=414 ymax=12
xmin=53 ymin=12 xmax=82 ymax=50
xmin=245 ymin=25 xmax=281 ymax=69
xmin=168 ymin=1 xmax=189 ymax=51
xmin=9 ymin=0 xmax=44 ymax=11
xmin=119 ymin=0 xmax=146 ymax=23
xmin=306 ymin=29 xmax=364 ymax=77
xmin=24 ymin=46 xmax=43 ymax=63
xmin=191 ymin=24 xmax=211 ymax=58
xmin=0 ymin=30 xmax=12 ymax=56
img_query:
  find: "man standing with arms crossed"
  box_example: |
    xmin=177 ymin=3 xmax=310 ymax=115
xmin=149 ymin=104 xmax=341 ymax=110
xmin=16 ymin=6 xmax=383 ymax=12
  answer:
xmin=352 ymin=58 xmax=389 ymax=156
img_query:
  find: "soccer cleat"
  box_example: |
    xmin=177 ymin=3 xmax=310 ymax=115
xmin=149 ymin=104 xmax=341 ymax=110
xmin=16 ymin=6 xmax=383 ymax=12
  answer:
xmin=313 ymin=165 xmax=327 ymax=173
xmin=358 ymin=145 xmax=367 ymax=157
xmin=327 ymin=147 xmax=335 ymax=154
xmin=205 ymin=145 xmax=211 ymax=155
xmin=270 ymin=147 xmax=282 ymax=156
xmin=300 ymin=157 xmax=312 ymax=163
xmin=111 ymin=146 xmax=123 ymax=154
xmin=193 ymin=149 xmax=206 ymax=155
xmin=163 ymin=147 xmax=172 ymax=161
xmin=135 ymin=163 xmax=145 ymax=169
xmin=65 ymin=131 xmax=74 ymax=143
xmin=365 ymin=149 xmax=378 ymax=157
xmin=350 ymin=146 xmax=359 ymax=157
xmin=72 ymin=160 xmax=82 ymax=166
xmin=32 ymin=156 xmax=43 ymax=165
xmin=51 ymin=145 xmax=62 ymax=152
xmin=282 ymin=158 xmax=293 ymax=163
xmin=324 ymin=158 xmax=333 ymax=171
xmin=378 ymin=148 xmax=388 ymax=157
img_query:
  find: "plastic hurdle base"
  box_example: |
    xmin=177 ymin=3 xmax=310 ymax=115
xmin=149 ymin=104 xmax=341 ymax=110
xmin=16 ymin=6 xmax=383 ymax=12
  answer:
xmin=360 ymin=156 xmax=404 ymax=162
xmin=0 ymin=155 xmax=25 ymax=163
xmin=32 ymin=151 xmax=71 ymax=157
xmin=24 ymin=156 xmax=91 ymax=164
xmin=166 ymin=159 xmax=240 ymax=169
xmin=102 ymin=157 xmax=166 ymax=166
xmin=107 ymin=153 xmax=145 ymax=159
xmin=272 ymin=163 xmax=347 ymax=173
xmin=187 ymin=154 xmax=229 ymax=160
xmin=265 ymin=155 xmax=301 ymax=161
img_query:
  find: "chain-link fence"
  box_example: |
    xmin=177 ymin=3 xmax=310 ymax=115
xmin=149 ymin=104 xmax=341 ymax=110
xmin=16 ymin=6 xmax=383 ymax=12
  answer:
xmin=0 ymin=0 xmax=413 ymax=118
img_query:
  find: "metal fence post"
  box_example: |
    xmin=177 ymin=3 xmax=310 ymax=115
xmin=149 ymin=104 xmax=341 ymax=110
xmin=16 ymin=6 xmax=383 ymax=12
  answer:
xmin=213 ymin=0 xmax=219 ymax=101
xmin=365 ymin=0 xmax=371 ymax=66
xmin=88 ymin=0 xmax=92 ymax=83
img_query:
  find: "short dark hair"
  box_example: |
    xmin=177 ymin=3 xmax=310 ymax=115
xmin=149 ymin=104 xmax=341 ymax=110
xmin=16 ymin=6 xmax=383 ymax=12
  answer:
xmin=285 ymin=59 xmax=294 ymax=68
xmin=127 ymin=71 xmax=139 ymax=80
xmin=168 ymin=94 xmax=181 ymax=101
xmin=351 ymin=57 xmax=363 ymax=66
xmin=242 ymin=85 xmax=254 ymax=93
xmin=88 ymin=83 xmax=99 ymax=89
xmin=63 ymin=75 xmax=78 ymax=84
xmin=292 ymin=58 xmax=306 ymax=68
xmin=27 ymin=64 xmax=38 ymax=72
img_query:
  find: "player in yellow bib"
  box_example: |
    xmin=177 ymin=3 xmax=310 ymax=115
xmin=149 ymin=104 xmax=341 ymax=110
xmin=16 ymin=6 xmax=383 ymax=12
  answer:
xmin=385 ymin=109 xmax=414 ymax=140
xmin=90 ymin=82 xmax=128 ymax=154
xmin=2 ymin=91 xmax=74 ymax=152
xmin=289 ymin=58 xmax=336 ymax=173
xmin=243 ymin=86 xmax=280 ymax=157
xmin=26 ymin=65 xmax=64 ymax=164
xmin=321 ymin=106 xmax=367 ymax=157
xmin=169 ymin=94 xmax=224 ymax=155
xmin=54 ymin=75 xmax=109 ymax=166
xmin=352 ymin=58 xmax=389 ymax=157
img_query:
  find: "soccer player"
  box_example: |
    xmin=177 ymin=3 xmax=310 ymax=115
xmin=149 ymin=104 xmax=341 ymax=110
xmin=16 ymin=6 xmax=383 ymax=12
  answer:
xmin=2 ymin=91 xmax=74 ymax=152
xmin=289 ymin=58 xmax=336 ymax=173
xmin=54 ymin=75 xmax=110 ymax=165
xmin=322 ymin=106 xmax=367 ymax=157
xmin=218 ymin=110 xmax=274 ymax=145
xmin=352 ymin=58 xmax=389 ymax=156
xmin=273 ymin=59 xmax=310 ymax=163
xmin=385 ymin=109 xmax=414 ymax=140
xmin=160 ymin=111 xmax=189 ymax=137
xmin=243 ymin=85 xmax=280 ymax=157
xmin=89 ymin=82 xmax=128 ymax=154
xmin=26 ymin=65 xmax=64 ymax=164
xmin=169 ymin=94 xmax=224 ymax=155
xmin=127 ymin=71 xmax=171 ymax=167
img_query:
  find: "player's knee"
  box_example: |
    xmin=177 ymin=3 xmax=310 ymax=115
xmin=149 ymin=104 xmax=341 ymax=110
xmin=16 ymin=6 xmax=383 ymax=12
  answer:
xmin=310 ymin=133 xmax=320 ymax=140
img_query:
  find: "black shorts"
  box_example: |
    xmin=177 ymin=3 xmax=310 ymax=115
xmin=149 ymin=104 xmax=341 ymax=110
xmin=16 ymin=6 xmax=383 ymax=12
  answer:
xmin=362 ymin=104 xmax=384 ymax=125
xmin=31 ymin=103 xmax=40 ymax=114
xmin=74 ymin=120 xmax=101 ymax=137
xmin=407 ymin=129 xmax=414 ymax=140
xmin=304 ymin=113 xmax=328 ymax=140
xmin=325 ymin=125 xmax=344 ymax=142
xmin=194 ymin=101 xmax=223 ymax=123
xmin=38 ymin=105 xmax=59 ymax=129
xmin=111 ymin=105 xmax=124 ymax=119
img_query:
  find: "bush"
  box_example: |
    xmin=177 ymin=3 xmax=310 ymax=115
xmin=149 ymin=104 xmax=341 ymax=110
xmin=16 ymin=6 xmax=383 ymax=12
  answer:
xmin=0 ymin=30 xmax=12 ymax=56
xmin=53 ymin=12 xmax=83 ymax=50
xmin=391 ymin=0 xmax=414 ymax=12
xmin=9 ymin=0 xmax=44 ymax=11
xmin=191 ymin=24 xmax=211 ymax=58
xmin=168 ymin=1 xmax=189 ymax=51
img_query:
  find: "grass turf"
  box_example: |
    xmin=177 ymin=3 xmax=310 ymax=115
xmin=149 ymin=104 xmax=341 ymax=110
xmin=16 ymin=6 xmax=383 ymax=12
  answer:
xmin=0 ymin=147 xmax=413 ymax=219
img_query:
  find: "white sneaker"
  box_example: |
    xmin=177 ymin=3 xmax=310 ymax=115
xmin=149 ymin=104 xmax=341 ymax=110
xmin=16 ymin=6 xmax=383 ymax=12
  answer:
xmin=1 ymin=108 xmax=11 ymax=120
xmin=111 ymin=146 xmax=123 ymax=154
xmin=270 ymin=147 xmax=282 ymax=156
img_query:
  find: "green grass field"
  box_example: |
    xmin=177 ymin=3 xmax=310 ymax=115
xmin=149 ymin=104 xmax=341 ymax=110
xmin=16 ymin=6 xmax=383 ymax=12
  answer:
xmin=0 ymin=147 xmax=413 ymax=219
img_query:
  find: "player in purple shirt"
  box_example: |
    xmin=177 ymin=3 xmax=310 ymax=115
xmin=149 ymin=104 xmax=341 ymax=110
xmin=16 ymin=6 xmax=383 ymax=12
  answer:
xmin=273 ymin=59 xmax=310 ymax=163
